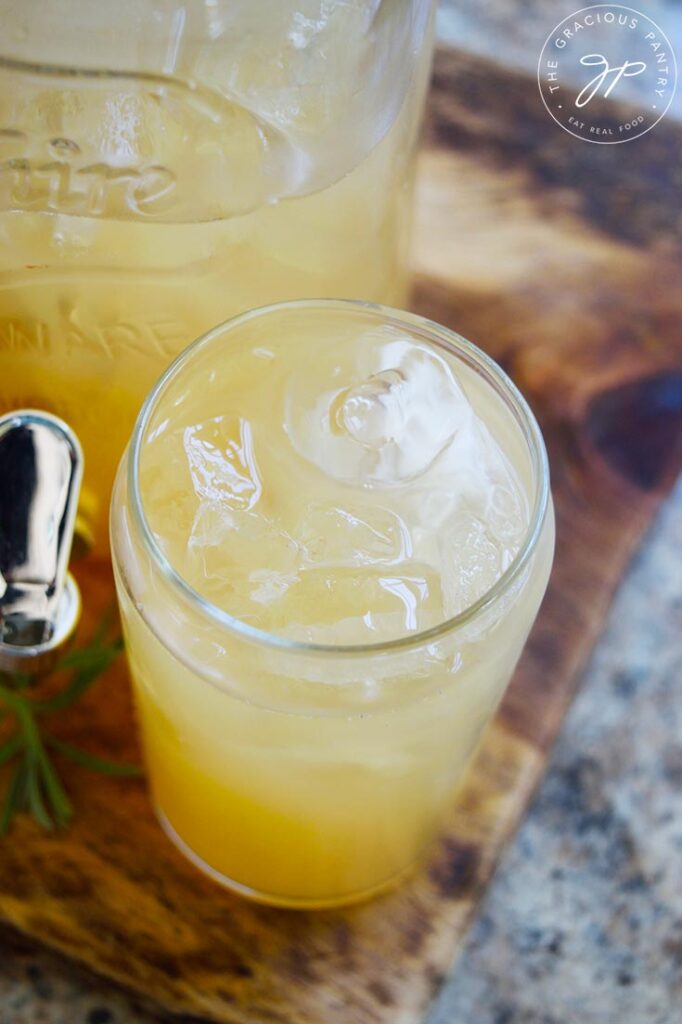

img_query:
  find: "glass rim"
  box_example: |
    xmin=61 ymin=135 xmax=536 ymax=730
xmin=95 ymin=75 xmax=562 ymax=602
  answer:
xmin=127 ymin=298 xmax=550 ymax=657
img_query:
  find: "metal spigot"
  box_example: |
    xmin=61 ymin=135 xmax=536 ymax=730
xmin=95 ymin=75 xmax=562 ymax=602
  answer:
xmin=0 ymin=410 xmax=83 ymax=675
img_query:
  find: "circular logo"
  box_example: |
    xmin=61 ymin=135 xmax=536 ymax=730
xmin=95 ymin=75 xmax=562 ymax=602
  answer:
xmin=538 ymin=5 xmax=677 ymax=143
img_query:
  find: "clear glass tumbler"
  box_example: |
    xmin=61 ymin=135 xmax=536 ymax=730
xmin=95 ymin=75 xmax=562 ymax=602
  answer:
xmin=111 ymin=300 xmax=555 ymax=908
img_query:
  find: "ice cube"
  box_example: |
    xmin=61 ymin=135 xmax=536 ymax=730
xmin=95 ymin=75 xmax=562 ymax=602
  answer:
xmin=184 ymin=501 xmax=300 ymax=624
xmin=413 ymin=415 xmax=528 ymax=561
xmin=295 ymin=502 xmax=411 ymax=567
xmin=258 ymin=564 xmax=444 ymax=642
xmin=486 ymin=481 xmax=526 ymax=548
xmin=248 ymin=569 xmax=299 ymax=606
xmin=183 ymin=416 xmax=262 ymax=510
xmin=187 ymin=503 xmax=298 ymax=580
xmin=439 ymin=512 xmax=505 ymax=618
xmin=285 ymin=336 xmax=473 ymax=487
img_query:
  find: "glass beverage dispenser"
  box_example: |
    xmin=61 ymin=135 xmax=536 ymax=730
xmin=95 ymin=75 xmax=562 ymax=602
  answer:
xmin=0 ymin=0 xmax=435 ymax=552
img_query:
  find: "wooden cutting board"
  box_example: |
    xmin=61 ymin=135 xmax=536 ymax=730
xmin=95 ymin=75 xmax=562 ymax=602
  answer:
xmin=0 ymin=47 xmax=681 ymax=1024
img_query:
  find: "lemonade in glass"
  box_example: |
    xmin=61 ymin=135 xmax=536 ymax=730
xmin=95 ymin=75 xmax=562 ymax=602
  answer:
xmin=111 ymin=300 xmax=554 ymax=907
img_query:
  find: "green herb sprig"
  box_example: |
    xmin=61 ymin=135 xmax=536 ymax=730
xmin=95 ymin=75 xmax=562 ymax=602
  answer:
xmin=0 ymin=623 xmax=141 ymax=834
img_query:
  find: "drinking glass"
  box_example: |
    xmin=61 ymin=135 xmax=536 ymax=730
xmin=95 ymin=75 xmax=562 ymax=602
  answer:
xmin=111 ymin=300 xmax=555 ymax=908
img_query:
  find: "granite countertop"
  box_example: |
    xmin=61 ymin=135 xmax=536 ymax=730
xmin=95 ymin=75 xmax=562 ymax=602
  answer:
xmin=2 ymin=3 xmax=681 ymax=1022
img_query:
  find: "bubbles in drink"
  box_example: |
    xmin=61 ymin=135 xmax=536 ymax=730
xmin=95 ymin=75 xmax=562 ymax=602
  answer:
xmin=140 ymin=329 xmax=530 ymax=643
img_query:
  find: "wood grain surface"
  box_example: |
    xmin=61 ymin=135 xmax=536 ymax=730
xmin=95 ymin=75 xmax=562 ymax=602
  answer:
xmin=0 ymin=47 xmax=681 ymax=1024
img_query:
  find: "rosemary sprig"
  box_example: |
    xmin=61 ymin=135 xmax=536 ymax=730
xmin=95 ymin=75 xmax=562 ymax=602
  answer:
xmin=0 ymin=623 xmax=141 ymax=834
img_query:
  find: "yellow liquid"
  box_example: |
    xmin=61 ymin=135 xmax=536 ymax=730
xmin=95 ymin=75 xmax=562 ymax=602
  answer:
xmin=112 ymin=312 xmax=555 ymax=906
xmin=0 ymin=116 xmax=415 ymax=554
xmin=129 ymin=633 xmax=505 ymax=905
